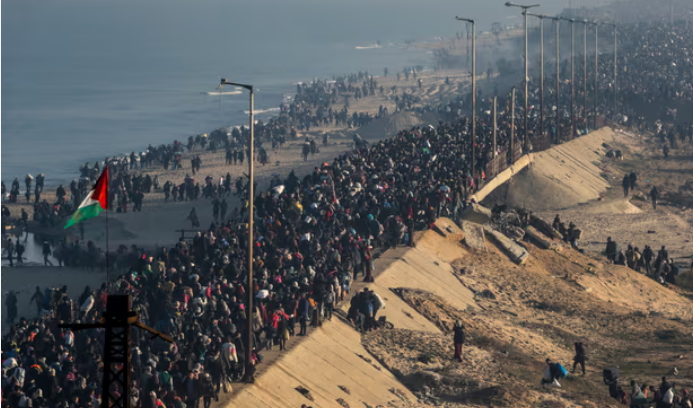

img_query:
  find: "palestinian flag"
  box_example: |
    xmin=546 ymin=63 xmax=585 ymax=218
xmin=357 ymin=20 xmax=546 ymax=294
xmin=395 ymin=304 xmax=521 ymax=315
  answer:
xmin=64 ymin=167 xmax=109 ymax=229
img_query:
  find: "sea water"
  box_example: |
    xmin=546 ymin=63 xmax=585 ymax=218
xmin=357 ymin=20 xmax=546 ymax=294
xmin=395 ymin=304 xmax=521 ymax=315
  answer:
xmin=2 ymin=0 xmax=565 ymax=186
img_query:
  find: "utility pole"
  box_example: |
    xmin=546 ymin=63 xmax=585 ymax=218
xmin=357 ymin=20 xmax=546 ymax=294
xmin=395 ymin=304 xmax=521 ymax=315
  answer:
xmin=544 ymin=15 xmax=561 ymax=142
xmin=561 ymin=17 xmax=577 ymax=139
xmin=591 ymin=21 xmax=598 ymax=129
xmin=456 ymin=17 xmax=475 ymax=179
xmin=582 ymin=20 xmax=588 ymax=131
xmin=605 ymin=22 xmax=617 ymax=119
xmin=528 ymin=13 xmax=549 ymax=137
xmin=220 ymin=78 xmax=255 ymax=382
xmin=506 ymin=2 xmax=541 ymax=151
xmin=493 ymin=96 xmax=498 ymax=157
xmin=61 ymin=295 xmax=173 ymax=408
xmin=510 ymin=86 xmax=516 ymax=157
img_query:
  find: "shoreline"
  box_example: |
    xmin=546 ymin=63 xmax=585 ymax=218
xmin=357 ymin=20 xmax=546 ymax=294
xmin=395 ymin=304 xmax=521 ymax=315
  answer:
xmin=1 ymin=25 xmax=526 ymax=192
xmin=4 ymin=66 xmax=491 ymax=249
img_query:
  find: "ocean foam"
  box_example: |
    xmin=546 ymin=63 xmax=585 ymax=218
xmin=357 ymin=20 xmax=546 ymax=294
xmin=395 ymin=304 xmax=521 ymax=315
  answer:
xmin=203 ymin=91 xmax=242 ymax=96
xmin=244 ymin=107 xmax=281 ymax=115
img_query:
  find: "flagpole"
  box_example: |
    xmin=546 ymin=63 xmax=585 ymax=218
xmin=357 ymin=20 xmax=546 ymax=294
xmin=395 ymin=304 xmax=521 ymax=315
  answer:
xmin=105 ymin=165 xmax=111 ymax=291
xmin=106 ymin=194 xmax=110 ymax=290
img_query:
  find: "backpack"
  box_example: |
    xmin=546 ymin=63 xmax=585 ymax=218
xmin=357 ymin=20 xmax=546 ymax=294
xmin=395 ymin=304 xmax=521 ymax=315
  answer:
xmin=663 ymin=388 xmax=674 ymax=404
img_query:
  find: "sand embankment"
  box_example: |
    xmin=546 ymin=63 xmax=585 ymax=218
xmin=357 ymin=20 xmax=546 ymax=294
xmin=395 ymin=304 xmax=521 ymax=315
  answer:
xmin=483 ymin=127 xmax=617 ymax=211
xmin=224 ymin=220 xmax=478 ymax=408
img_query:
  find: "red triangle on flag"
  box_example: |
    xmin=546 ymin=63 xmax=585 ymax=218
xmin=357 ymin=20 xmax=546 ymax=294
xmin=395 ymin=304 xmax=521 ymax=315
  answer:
xmin=90 ymin=166 xmax=110 ymax=210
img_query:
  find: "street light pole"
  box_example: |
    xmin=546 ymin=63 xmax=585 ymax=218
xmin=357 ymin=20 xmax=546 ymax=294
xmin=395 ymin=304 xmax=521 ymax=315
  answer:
xmin=560 ymin=17 xmax=576 ymax=139
xmin=493 ymin=96 xmax=497 ymax=156
xmin=582 ymin=20 xmax=587 ymax=131
xmin=527 ymin=13 xmax=547 ymax=137
xmin=613 ymin=23 xmax=617 ymax=119
xmin=511 ymin=86 xmax=516 ymax=155
xmin=591 ymin=21 xmax=598 ymax=129
xmin=542 ymin=16 xmax=561 ymax=142
xmin=456 ymin=17 xmax=475 ymax=180
xmin=604 ymin=22 xmax=617 ymax=119
xmin=220 ymin=78 xmax=255 ymax=383
xmin=506 ymin=2 xmax=540 ymax=152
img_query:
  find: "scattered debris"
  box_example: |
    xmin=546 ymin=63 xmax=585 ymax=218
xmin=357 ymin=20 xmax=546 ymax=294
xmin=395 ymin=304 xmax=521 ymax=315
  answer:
xmin=388 ymin=388 xmax=409 ymax=402
xmin=356 ymin=353 xmax=372 ymax=364
xmin=338 ymin=385 xmax=351 ymax=395
xmin=295 ymin=386 xmax=314 ymax=401
xmin=336 ymin=398 xmax=350 ymax=408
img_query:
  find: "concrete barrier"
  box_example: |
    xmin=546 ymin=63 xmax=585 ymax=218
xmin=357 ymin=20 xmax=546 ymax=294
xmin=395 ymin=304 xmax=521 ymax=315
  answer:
xmin=461 ymin=221 xmax=487 ymax=251
xmin=483 ymin=227 xmax=530 ymax=265
xmin=471 ymin=154 xmax=533 ymax=203
xmin=530 ymin=216 xmax=563 ymax=240
xmin=459 ymin=203 xmax=493 ymax=225
xmin=524 ymin=226 xmax=561 ymax=251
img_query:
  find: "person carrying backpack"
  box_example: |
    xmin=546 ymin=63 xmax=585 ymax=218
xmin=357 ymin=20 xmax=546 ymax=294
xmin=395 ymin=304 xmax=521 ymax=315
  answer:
xmin=542 ymin=358 xmax=568 ymax=388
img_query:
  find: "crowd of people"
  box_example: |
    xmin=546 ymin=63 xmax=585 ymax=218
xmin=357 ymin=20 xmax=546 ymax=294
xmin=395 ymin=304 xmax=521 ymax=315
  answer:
xmin=604 ymin=237 xmax=693 ymax=286
xmin=3 ymin=4 xmax=693 ymax=408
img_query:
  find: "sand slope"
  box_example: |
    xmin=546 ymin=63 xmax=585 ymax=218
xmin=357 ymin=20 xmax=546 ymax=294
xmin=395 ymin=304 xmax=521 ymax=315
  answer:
xmin=484 ymin=128 xmax=616 ymax=211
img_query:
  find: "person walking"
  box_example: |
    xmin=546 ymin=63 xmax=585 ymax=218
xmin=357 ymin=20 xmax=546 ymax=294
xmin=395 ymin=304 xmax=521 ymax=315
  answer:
xmin=200 ymin=373 xmax=215 ymax=408
xmin=622 ymin=174 xmax=630 ymax=197
xmin=571 ymin=342 xmax=587 ymax=375
xmin=42 ymin=241 xmax=53 ymax=266
xmin=453 ymin=321 xmax=466 ymax=362
xmin=324 ymin=285 xmax=335 ymax=321
xmin=187 ymin=207 xmax=200 ymax=228
xmin=649 ymin=186 xmax=659 ymax=210
xmin=5 ymin=238 xmax=15 ymax=267
xmin=5 ymin=291 xmax=18 ymax=324
xmin=29 ymin=286 xmax=43 ymax=316
xmin=297 ymin=293 xmax=310 ymax=336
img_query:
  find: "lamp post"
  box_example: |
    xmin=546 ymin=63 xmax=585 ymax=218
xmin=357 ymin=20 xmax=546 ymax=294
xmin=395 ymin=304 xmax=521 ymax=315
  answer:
xmin=220 ymin=78 xmax=255 ymax=383
xmin=456 ymin=17 xmax=476 ymax=180
xmin=603 ymin=22 xmax=617 ymax=119
xmin=542 ymin=15 xmax=561 ymax=142
xmin=527 ymin=13 xmax=545 ymax=137
xmin=588 ymin=21 xmax=598 ymax=129
xmin=505 ymin=2 xmax=540 ymax=152
xmin=581 ymin=20 xmax=588 ymax=132
xmin=560 ymin=17 xmax=576 ymax=139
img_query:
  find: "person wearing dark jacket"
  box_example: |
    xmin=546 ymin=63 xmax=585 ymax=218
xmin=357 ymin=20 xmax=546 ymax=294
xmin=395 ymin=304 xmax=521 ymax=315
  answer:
xmin=453 ymin=321 xmax=465 ymax=362
xmin=605 ymin=237 xmax=618 ymax=261
xmin=571 ymin=342 xmax=587 ymax=375
xmin=199 ymin=373 xmax=215 ymax=408
xmin=205 ymin=350 xmax=224 ymax=397
xmin=629 ymin=171 xmax=637 ymax=190
xmin=650 ymin=186 xmax=659 ymax=210
xmin=622 ymin=174 xmax=631 ymax=197
xmin=297 ymin=294 xmax=310 ymax=336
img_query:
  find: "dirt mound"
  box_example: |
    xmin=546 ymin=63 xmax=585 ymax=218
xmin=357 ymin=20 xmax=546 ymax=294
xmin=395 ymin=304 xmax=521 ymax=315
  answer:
xmin=362 ymin=328 xmax=505 ymax=405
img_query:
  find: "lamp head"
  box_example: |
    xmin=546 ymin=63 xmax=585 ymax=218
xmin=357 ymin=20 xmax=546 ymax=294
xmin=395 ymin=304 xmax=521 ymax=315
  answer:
xmin=505 ymin=2 xmax=514 ymax=6
xmin=220 ymin=78 xmax=227 ymax=84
